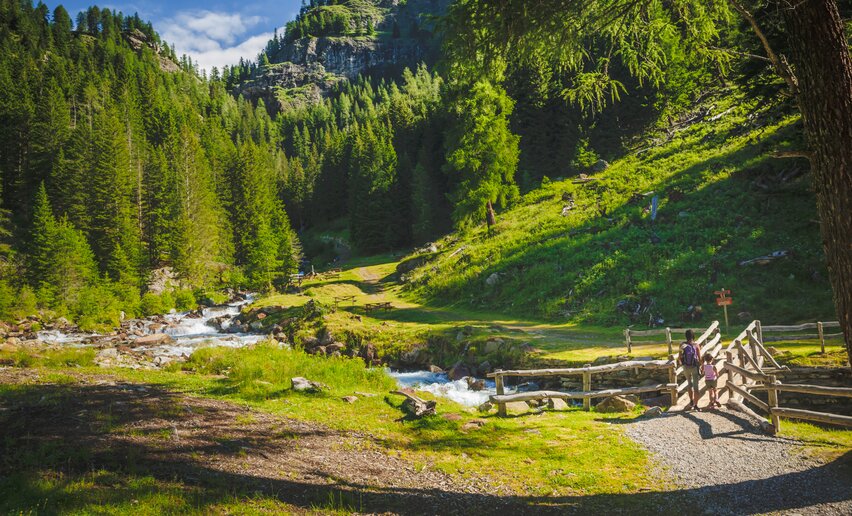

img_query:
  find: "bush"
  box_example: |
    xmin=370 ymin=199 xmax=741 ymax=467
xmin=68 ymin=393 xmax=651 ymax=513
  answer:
xmin=174 ymin=289 xmax=196 ymax=311
xmin=140 ymin=293 xmax=165 ymax=316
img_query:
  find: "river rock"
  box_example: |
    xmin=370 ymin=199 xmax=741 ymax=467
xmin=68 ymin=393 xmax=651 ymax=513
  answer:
xmin=466 ymin=377 xmax=486 ymax=391
xmin=428 ymin=364 xmax=444 ymax=374
xmin=291 ymin=377 xmax=326 ymax=392
xmin=134 ymin=333 xmax=175 ymax=346
xmin=477 ymin=401 xmax=494 ymax=413
xmin=448 ymin=361 xmax=471 ymax=381
xmin=548 ymin=398 xmax=569 ymax=410
xmin=596 ymin=395 xmax=636 ymax=413
xmin=249 ymin=321 xmax=264 ymax=331
xmin=505 ymin=401 xmax=530 ymax=414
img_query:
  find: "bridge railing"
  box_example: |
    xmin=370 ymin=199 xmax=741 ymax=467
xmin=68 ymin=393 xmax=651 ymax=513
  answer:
xmin=487 ymin=360 xmax=677 ymax=416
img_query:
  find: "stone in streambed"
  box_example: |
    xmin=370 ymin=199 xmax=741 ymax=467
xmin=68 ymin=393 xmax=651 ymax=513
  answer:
xmin=134 ymin=333 xmax=175 ymax=346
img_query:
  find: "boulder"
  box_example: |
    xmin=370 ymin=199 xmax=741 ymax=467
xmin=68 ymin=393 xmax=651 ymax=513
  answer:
xmin=595 ymin=395 xmax=636 ymax=413
xmin=504 ymin=401 xmax=531 ymax=414
xmin=483 ymin=338 xmax=503 ymax=354
xmin=448 ymin=361 xmax=471 ymax=381
xmin=644 ymin=406 xmax=664 ymax=417
xmin=341 ymin=395 xmax=358 ymax=403
xmin=547 ymin=398 xmax=570 ymax=410
xmin=249 ymin=320 xmax=264 ymax=331
xmin=0 ymin=341 xmax=20 ymax=353
xmin=466 ymin=378 xmax=486 ymax=391
xmin=591 ymin=159 xmax=609 ymax=172
xmin=291 ymin=377 xmax=326 ymax=392
xmin=477 ymin=401 xmax=494 ymax=413
xmin=428 ymin=364 xmax=444 ymax=374
xmin=134 ymin=333 xmax=175 ymax=346
xmin=477 ymin=360 xmax=493 ymax=374
xmin=325 ymin=342 xmax=345 ymax=354
xmin=485 ymin=273 xmax=501 ymax=286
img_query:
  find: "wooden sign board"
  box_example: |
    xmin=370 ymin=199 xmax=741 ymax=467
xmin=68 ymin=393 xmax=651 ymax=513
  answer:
xmin=714 ymin=289 xmax=731 ymax=296
xmin=716 ymin=297 xmax=733 ymax=306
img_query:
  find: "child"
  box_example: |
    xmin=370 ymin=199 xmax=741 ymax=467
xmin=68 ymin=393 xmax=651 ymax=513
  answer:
xmin=702 ymin=353 xmax=721 ymax=408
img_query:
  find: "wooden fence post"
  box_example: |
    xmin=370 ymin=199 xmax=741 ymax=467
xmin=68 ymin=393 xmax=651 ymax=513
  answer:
xmin=583 ymin=364 xmax=591 ymax=411
xmin=668 ymin=357 xmax=677 ymax=406
xmin=767 ymin=374 xmax=780 ymax=432
xmin=746 ymin=330 xmax=760 ymax=368
xmin=817 ymin=322 xmax=825 ymax=354
xmin=495 ymin=372 xmax=506 ymax=417
xmin=625 ymin=329 xmax=632 ymax=353
xmin=755 ymin=320 xmax=763 ymax=344
xmin=726 ymin=350 xmax=737 ymax=393
xmin=665 ymin=327 xmax=672 ymax=355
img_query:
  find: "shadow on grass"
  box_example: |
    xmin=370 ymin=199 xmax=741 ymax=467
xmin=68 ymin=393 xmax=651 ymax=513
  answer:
xmin=1 ymin=382 xmax=850 ymax=515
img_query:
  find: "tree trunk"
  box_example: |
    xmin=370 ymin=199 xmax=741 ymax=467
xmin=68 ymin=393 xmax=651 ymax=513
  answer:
xmin=782 ymin=0 xmax=852 ymax=365
xmin=485 ymin=200 xmax=496 ymax=227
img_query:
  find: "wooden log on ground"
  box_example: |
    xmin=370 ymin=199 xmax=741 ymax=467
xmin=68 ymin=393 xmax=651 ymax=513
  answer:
xmin=748 ymin=383 xmax=852 ymax=397
xmin=486 ymin=359 xmax=674 ymax=378
xmin=489 ymin=384 xmax=676 ymax=404
xmin=727 ymin=399 xmax=776 ymax=434
xmin=391 ymin=390 xmax=436 ymax=418
xmin=770 ymin=407 xmax=852 ymax=428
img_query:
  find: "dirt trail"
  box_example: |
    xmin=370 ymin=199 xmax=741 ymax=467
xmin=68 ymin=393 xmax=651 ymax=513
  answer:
xmin=623 ymin=408 xmax=852 ymax=515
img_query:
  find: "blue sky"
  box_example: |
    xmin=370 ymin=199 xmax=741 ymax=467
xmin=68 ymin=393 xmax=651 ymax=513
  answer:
xmin=48 ymin=0 xmax=303 ymax=71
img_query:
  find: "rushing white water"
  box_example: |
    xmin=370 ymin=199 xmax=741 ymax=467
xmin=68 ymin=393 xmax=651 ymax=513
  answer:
xmin=36 ymin=294 xmax=265 ymax=358
xmin=388 ymin=370 xmax=512 ymax=407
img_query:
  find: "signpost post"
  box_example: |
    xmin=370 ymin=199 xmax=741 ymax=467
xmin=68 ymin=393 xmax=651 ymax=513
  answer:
xmin=715 ymin=288 xmax=733 ymax=329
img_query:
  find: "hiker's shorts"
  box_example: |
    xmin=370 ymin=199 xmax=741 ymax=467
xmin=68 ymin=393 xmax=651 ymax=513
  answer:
xmin=684 ymin=367 xmax=701 ymax=391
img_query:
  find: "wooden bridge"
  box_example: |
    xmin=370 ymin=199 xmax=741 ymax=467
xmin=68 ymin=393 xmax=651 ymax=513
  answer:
xmin=489 ymin=320 xmax=852 ymax=430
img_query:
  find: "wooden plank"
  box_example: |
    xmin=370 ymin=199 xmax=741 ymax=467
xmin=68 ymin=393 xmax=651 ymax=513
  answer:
xmin=724 ymin=361 xmax=770 ymax=382
xmin=696 ymin=321 xmax=720 ymax=344
xmin=485 ymin=359 xmax=674 ymax=378
xmin=489 ymin=384 xmax=677 ymax=404
xmin=763 ymin=335 xmax=819 ymax=342
xmin=735 ymin=342 xmax=763 ymax=372
xmin=761 ymin=323 xmax=819 ymax=331
xmin=771 ymin=407 xmax=852 ymax=428
xmin=748 ymin=332 xmax=785 ymax=370
xmin=748 ymin=384 xmax=852 ymax=398
xmin=626 ymin=328 xmax=669 ymax=337
xmin=727 ymin=382 xmax=769 ymax=413
xmin=582 ymin=370 xmax=591 ymax=411
xmin=822 ymin=321 xmax=841 ymax=329
xmin=767 ymin=375 xmax=780 ymax=431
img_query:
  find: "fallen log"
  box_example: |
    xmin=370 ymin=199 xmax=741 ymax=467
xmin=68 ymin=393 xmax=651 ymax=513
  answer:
xmin=391 ymin=390 xmax=437 ymax=418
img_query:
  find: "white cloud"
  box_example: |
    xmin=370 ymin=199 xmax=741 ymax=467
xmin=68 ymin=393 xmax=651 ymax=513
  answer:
xmin=160 ymin=10 xmax=272 ymax=72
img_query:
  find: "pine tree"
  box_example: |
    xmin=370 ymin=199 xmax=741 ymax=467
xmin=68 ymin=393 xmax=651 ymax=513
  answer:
xmin=28 ymin=182 xmax=56 ymax=285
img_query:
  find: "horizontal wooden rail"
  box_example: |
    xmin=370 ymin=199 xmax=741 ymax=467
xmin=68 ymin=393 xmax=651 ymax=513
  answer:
xmin=770 ymin=407 xmax=852 ymax=428
xmin=749 ymin=384 xmax=852 ymax=398
xmin=727 ymin=382 xmax=769 ymax=413
xmin=487 ymin=360 xmax=673 ymax=379
xmin=761 ymin=321 xmax=839 ymax=331
xmin=490 ymin=384 xmax=676 ymax=404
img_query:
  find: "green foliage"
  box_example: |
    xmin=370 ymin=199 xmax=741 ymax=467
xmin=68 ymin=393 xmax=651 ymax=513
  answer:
xmin=444 ymin=81 xmax=520 ymax=227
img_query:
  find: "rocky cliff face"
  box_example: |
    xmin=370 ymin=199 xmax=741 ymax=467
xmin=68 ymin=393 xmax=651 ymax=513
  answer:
xmin=235 ymin=0 xmax=449 ymax=112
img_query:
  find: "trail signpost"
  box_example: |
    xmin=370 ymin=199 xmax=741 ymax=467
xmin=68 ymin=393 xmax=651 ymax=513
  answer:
xmin=715 ymin=288 xmax=733 ymax=329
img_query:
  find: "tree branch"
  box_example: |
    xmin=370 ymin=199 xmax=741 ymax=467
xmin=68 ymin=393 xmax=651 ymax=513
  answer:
xmin=771 ymin=150 xmax=813 ymax=160
xmin=708 ymin=46 xmax=771 ymax=63
xmin=728 ymin=0 xmax=799 ymax=96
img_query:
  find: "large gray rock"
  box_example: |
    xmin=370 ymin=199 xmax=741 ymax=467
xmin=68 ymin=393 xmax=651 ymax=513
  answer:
xmin=548 ymin=398 xmax=570 ymax=410
xmin=291 ymin=377 xmax=326 ymax=392
xmin=596 ymin=395 xmax=636 ymax=413
xmin=447 ymin=361 xmax=471 ymax=381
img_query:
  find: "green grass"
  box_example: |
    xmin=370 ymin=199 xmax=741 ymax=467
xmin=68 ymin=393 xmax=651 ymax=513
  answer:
xmin=400 ymin=90 xmax=836 ymax=328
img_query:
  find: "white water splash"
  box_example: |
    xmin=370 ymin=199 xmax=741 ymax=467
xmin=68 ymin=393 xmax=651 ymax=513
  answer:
xmin=388 ymin=370 xmax=512 ymax=407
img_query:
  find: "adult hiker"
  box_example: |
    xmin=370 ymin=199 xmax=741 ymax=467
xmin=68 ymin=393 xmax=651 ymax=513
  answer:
xmin=678 ymin=329 xmax=702 ymax=411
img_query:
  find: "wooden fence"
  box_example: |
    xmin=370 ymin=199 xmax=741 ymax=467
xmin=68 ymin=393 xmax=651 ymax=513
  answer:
xmin=624 ymin=325 xmax=710 ymax=353
xmin=487 ymin=360 xmax=677 ymax=416
xmin=760 ymin=321 xmax=842 ymax=353
xmin=720 ymin=321 xmax=852 ymax=431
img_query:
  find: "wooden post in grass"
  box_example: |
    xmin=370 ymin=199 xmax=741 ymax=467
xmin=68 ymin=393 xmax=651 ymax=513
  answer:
xmin=668 ymin=356 xmax=678 ymax=406
xmin=817 ymin=321 xmax=825 ymax=353
xmin=727 ymin=350 xmax=737 ymax=391
xmin=495 ymin=372 xmax=506 ymax=417
xmin=582 ymin=364 xmax=592 ymax=411
xmin=755 ymin=320 xmax=763 ymax=344
xmin=767 ymin=374 xmax=780 ymax=432
xmin=665 ymin=327 xmax=673 ymax=355
xmin=625 ymin=329 xmax=632 ymax=353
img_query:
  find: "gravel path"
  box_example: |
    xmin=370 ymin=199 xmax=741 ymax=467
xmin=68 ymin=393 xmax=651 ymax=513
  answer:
xmin=624 ymin=407 xmax=852 ymax=515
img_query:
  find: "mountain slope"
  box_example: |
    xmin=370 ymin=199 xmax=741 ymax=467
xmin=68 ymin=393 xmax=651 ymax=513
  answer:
xmin=399 ymin=90 xmax=835 ymax=327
